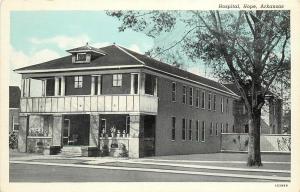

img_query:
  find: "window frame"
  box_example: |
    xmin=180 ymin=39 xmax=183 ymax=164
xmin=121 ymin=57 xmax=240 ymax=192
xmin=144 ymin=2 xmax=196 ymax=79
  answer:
xmin=172 ymin=82 xmax=176 ymax=102
xmin=182 ymin=85 xmax=187 ymax=104
xmin=201 ymin=91 xmax=206 ymax=109
xmin=74 ymin=75 xmax=83 ymax=88
xmin=195 ymin=89 xmax=200 ymax=108
xmin=221 ymin=97 xmax=224 ymax=113
xmin=182 ymin=118 xmax=186 ymax=140
xmin=208 ymin=93 xmax=212 ymax=110
xmin=201 ymin=121 xmax=206 ymax=142
xmin=188 ymin=119 xmax=192 ymax=140
xmin=76 ymin=53 xmax=87 ymax=61
xmin=196 ymin=120 xmax=200 ymax=142
xmin=210 ymin=122 xmax=213 ymax=136
xmin=171 ymin=117 xmax=176 ymax=141
xmin=213 ymin=94 xmax=216 ymax=111
xmin=113 ymin=74 xmax=122 ymax=87
xmin=189 ymin=87 xmax=193 ymax=106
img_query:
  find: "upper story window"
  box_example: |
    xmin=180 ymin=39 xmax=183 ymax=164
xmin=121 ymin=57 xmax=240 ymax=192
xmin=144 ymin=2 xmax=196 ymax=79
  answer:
xmin=213 ymin=94 xmax=216 ymax=111
xmin=201 ymin=91 xmax=205 ymax=109
xmin=195 ymin=89 xmax=200 ymax=108
xmin=189 ymin=87 xmax=193 ymax=106
xmin=172 ymin=82 xmax=176 ymax=102
xmin=208 ymin=93 xmax=212 ymax=110
xmin=226 ymin=98 xmax=229 ymax=113
xmin=74 ymin=76 xmax=83 ymax=88
xmin=221 ymin=97 xmax=224 ymax=112
xmin=76 ymin=53 xmax=87 ymax=62
xmin=182 ymin=85 xmax=187 ymax=104
xmin=113 ymin=74 xmax=122 ymax=87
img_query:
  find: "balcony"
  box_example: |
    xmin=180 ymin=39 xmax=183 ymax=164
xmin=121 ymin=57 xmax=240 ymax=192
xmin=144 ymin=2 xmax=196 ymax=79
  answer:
xmin=20 ymin=94 xmax=158 ymax=114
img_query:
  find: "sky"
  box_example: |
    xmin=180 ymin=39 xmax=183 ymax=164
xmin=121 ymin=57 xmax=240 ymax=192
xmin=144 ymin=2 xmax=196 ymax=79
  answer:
xmin=10 ymin=11 xmax=206 ymax=87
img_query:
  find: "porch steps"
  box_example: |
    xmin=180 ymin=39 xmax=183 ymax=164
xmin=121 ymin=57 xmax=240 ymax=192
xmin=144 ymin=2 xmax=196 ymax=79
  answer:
xmin=60 ymin=146 xmax=82 ymax=156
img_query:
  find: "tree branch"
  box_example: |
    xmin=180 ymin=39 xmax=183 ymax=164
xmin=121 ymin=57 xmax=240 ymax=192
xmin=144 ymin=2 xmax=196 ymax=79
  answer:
xmin=245 ymin=12 xmax=255 ymax=35
xmin=152 ymin=25 xmax=204 ymax=58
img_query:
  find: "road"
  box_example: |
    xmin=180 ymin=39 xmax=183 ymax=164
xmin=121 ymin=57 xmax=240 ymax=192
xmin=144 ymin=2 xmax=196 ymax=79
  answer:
xmin=9 ymin=162 xmax=285 ymax=182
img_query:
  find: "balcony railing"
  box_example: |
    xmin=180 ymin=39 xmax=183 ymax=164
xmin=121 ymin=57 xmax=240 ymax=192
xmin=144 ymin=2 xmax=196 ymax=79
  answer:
xmin=20 ymin=94 xmax=158 ymax=114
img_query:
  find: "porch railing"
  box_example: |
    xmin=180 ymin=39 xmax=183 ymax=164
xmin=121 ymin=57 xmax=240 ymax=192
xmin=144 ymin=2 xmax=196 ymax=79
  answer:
xmin=20 ymin=94 xmax=158 ymax=114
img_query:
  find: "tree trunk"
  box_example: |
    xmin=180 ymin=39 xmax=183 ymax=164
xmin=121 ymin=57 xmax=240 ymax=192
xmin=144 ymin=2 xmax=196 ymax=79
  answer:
xmin=247 ymin=108 xmax=263 ymax=166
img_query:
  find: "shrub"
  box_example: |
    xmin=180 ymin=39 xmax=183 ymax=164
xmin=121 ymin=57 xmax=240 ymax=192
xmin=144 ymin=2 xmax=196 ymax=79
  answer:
xmin=100 ymin=145 xmax=109 ymax=157
xmin=119 ymin=144 xmax=128 ymax=157
xmin=9 ymin=132 xmax=18 ymax=149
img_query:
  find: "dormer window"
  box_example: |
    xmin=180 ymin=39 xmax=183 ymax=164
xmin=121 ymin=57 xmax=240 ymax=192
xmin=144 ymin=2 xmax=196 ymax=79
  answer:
xmin=76 ymin=53 xmax=87 ymax=62
xmin=67 ymin=43 xmax=107 ymax=64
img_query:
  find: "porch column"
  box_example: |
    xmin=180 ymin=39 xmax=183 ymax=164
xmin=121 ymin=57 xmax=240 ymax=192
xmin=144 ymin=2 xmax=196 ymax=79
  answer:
xmin=130 ymin=74 xmax=134 ymax=94
xmin=54 ymin=77 xmax=60 ymax=96
xmin=154 ymin=77 xmax=158 ymax=96
xmin=41 ymin=80 xmax=46 ymax=97
xmin=128 ymin=115 xmax=144 ymax=158
xmin=18 ymin=115 xmax=28 ymax=152
xmin=91 ymin=76 xmax=95 ymax=95
xmin=21 ymin=78 xmax=25 ymax=97
xmin=60 ymin=76 xmax=65 ymax=96
xmin=53 ymin=115 xmax=63 ymax=146
xmin=140 ymin=73 xmax=145 ymax=95
xmin=97 ymin=75 xmax=102 ymax=95
xmin=89 ymin=114 xmax=100 ymax=147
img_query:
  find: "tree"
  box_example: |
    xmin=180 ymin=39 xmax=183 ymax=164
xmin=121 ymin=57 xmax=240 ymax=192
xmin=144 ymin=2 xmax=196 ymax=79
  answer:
xmin=107 ymin=10 xmax=290 ymax=166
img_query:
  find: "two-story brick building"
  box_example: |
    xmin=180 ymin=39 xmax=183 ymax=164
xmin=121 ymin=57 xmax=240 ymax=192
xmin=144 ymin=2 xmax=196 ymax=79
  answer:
xmin=14 ymin=44 xmax=238 ymax=158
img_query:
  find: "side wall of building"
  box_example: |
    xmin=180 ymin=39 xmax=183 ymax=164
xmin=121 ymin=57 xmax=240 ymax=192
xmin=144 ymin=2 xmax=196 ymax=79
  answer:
xmin=155 ymin=75 xmax=235 ymax=156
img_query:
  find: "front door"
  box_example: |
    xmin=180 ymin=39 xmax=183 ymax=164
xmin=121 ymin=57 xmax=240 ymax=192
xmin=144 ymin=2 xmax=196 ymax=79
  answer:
xmin=63 ymin=119 xmax=71 ymax=145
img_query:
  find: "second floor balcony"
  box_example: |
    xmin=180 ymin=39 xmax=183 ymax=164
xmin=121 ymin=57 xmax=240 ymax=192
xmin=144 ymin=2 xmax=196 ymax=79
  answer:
xmin=20 ymin=94 xmax=158 ymax=114
xmin=20 ymin=72 xmax=158 ymax=114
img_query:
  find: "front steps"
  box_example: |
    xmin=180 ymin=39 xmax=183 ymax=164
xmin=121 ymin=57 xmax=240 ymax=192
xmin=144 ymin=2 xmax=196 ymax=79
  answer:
xmin=60 ymin=146 xmax=82 ymax=156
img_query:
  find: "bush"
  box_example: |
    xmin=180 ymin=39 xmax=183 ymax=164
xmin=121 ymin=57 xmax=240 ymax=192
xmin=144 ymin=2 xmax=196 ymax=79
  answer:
xmin=9 ymin=132 xmax=18 ymax=149
xmin=119 ymin=144 xmax=128 ymax=157
xmin=100 ymin=145 xmax=109 ymax=157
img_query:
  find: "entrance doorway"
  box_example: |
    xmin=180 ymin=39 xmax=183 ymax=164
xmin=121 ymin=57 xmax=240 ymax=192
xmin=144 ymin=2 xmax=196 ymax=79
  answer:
xmin=62 ymin=114 xmax=90 ymax=146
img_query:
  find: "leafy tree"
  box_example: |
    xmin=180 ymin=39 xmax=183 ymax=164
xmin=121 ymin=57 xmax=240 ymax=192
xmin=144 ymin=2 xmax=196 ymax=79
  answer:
xmin=107 ymin=10 xmax=290 ymax=166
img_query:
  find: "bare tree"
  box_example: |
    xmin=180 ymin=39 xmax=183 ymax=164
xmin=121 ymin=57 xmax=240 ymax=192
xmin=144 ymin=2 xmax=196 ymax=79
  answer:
xmin=107 ymin=10 xmax=290 ymax=166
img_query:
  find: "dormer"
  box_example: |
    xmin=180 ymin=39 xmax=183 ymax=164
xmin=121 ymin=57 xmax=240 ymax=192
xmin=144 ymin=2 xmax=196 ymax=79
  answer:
xmin=66 ymin=43 xmax=107 ymax=64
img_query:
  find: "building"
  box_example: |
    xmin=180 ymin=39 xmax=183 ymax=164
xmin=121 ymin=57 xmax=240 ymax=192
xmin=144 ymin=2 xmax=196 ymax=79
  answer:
xmin=9 ymin=86 xmax=21 ymax=133
xmin=14 ymin=44 xmax=238 ymax=158
xmin=223 ymin=83 xmax=282 ymax=134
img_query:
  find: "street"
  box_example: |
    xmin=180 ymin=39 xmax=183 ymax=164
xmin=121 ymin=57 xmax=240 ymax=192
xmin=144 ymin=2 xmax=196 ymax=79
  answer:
xmin=9 ymin=152 xmax=290 ymax=182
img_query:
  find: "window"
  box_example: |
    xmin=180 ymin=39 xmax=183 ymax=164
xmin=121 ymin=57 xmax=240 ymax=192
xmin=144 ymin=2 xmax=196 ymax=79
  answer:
xmin=113 ymin=74 xmax=122 ymax=87
xmin=201 ymin=121 xmax=205 ymax=142
xmin=145 ymin=74 xmax=156 ymax=95
xmin=188 ymin=119 xmax=192 ymax=140
xmin=195 ymin=89 xmax=200 ymax=108
xmin=226 ymin=123 xmax=229 ymax=133
xmin=213 ymin=94 xmax=216 ymax=111
xmin=126 ymin=116 xmax=130 ymax=134
xmin=182 ymin=118 xmax=186 ymax=140
xmin=131 ymin=73 xmax=139 ymax=94
xmin=12 ymin=116 xmax=19 ymax=131
xmin=189 ymin=87 xmax=193 ymax=106
xmin=221 ymin=123 xmax=224 ymax=133
xmin=215 ymin=123 xmax=218 ymax=136
xmin=226 ymin=98 xmax=229 ymax=113
xmin=208 ymin=93 xmax=212 ymax=110
xmin=221 ymin=97 xmax=224 ymax=112
xmin=182 ymin=86 xmax=187 ymax=104
xmin=76 ymin=53 xmax=86 ymax=61
xmin=245 ymin=124 xmax=249 ymax=133
xmin=100 ymin=119 xmax=107 ymax=135
xmin=201 ymin=91 xmax=205 ymax=109
xmin=171 ymin=117 xmax=176 ymax=141
xmin=232 ymin=125 xmax=235 ymax=133
xmin=74 ymin=76 xmax=83 ymax=88
xmin=172 ymin=82 xmax=176 ymax=102
xmin=209 ymin=122 xmax=213 ymax=136
xmin=196 ymin=120 xmax=200 ymax=141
